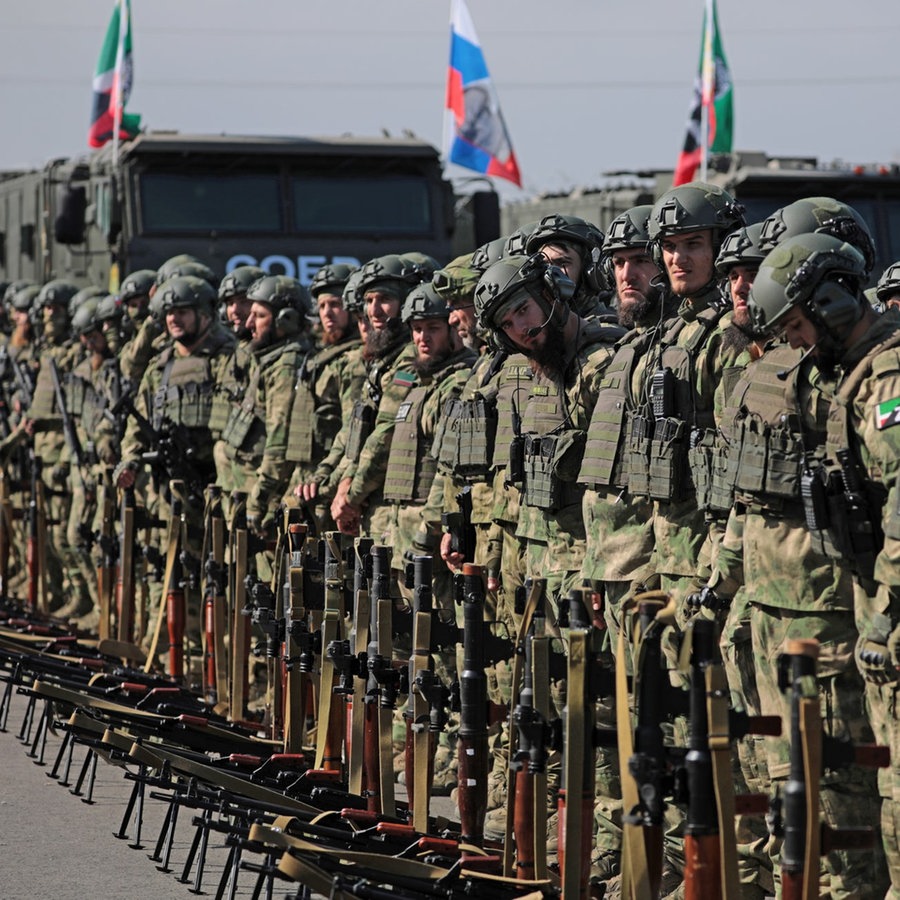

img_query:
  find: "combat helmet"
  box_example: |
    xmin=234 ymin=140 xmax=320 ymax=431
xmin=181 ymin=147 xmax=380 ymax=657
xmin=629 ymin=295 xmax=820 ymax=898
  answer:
xmin=747 ymin=232 xmax=868 ymax=338
xmin=875 ymin=261 xmax=900 ymax=303
xmin=648 ymin=182 xmax=745 ymax=246
xmin=10 ymin=284 xmax=40 ymax=313
xmin=757 ymin=197 xmax=876 ymax=276
xmin=474 ymin=254 xmax=574 ymax=351
xmin=504 ymin=222 xmax=541 ymax=257
xmin=432 ymin=253 xmax=479 ymax=302
xmin=471 ymin=238 xmax=509 ymax=274
xmin=68 ymin=285 xmax=105 ymax=318
xmin=357 ymin=254 xmax=425 ymax=303
xmin=71 ymin=297 xmax=102 ymax=337
xmin=155 ymin=275 xmax=218 ymax=317
xmin=401 ymin=283 xmax=451 ymax=324
xmin=35 ymin=279 xmax=80 ymax=311
xmin=218 ymin=265 xmax=265 ymax=300
xmin=119 ymin=269 xmax=156 ymax=302
xmin=245 ymin=275 xmax=311 ymax=337
xmin=342 ymin=269 xmax=366 ymax=314
xmin=155 ymin=256 xmax=218 ymax=290
xmin=714 ymin=222 xmax=766 ymax=277
xmin=309 ymin=263 xmax=358 ymax=300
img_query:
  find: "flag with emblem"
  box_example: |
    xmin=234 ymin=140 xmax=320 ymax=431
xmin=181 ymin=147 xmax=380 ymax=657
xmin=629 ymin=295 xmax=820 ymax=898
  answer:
xmin=444 ymin=0 xmax=521 ymax=187
xmin=876 ymin=397 xmax=900 ymax=430
xmin=673 ymin=0 xmax=733 ymax=186
xmin=88 ymin=0 xmax=141 ymax=149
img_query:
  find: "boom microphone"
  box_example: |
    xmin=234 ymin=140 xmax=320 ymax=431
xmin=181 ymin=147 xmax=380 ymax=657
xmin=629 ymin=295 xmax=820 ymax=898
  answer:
xmin=524 ymin=299 xmax=558 ymax=337
xmin=776 ymin=344 xmax=818 ymax=381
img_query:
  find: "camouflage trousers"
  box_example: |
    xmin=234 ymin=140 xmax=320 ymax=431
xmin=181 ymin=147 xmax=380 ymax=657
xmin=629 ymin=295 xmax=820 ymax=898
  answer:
xmin=750 ymin=604 xmax=888 ymax=900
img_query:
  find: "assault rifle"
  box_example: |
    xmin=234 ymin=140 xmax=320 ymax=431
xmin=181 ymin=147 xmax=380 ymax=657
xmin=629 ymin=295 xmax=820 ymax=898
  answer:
xmin=113 ymin=394 xmax=211 ymax=502
xmin=777 ymin=639 xmax=888 ymax=900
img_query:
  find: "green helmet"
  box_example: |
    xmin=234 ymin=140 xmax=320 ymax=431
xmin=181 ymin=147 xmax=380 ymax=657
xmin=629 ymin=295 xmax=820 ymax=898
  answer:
xmin=155 ymin=275 xmax=218 ymax=316
xmin=401 ymin=283 xmax=451 ymax=324
xmin=602 ymin=206 xmax=654 ymax=254
xmin=218 ymin=265 xmax=265 ymax=300
xmin=11 ymin=284 xmax=40 ymax=313
xmin=357 ymin=254 xmax=424 ymax=302
xmin=36 ymin=279 xmax=80 ymax=311
xmin=342 ymin=269 xmax=366 ymax=314
xmin=714 ymin=222 xmax=766 ymax=277
xmin=71 ymin=297 xmax=101 ymax=337
xmin=757 ymin=197 xmax=876 ymax=276
xmin=155 ymin=257 xmax=218 ymax=290
xmin=747 ymin=232 xmax=867 ymax=337
xmin=68 ymin=285 xmax=104 ymax=318
xmin=474 ymin=254 xmax=574 ymax=341
xmin=648 ymin=182 xmax=745 ymax=245
xmin=119 ymin=269 xmax=156 ymax=302
xmin=4 ymin=279 xmax=36 ymax=308
xmin=399 ymin=252 xmax=441 ymax=282
xmin=432 ymin=253 xmax=479 ymax=302
xmin=246 ymin=275 xmax=311 ymax=337
xmin=471 ymin=238 xmax=508 ymax=274
xmin=95 ymin=293 xmax=122 ymax=323
xmin=876 ymin=261 xmax=900 ymax=302
xmin=309 ymin=263 xmax=358 ymax=299
xmin=525 ymin=213 xmax=604 ymax=257
xmin=504 ymin=221 xmax=541 ymax=257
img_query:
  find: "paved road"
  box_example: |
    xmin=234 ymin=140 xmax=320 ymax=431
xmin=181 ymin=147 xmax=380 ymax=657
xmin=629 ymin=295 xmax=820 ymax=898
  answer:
xmin=0 ymin=685 xmax=273 ymax=900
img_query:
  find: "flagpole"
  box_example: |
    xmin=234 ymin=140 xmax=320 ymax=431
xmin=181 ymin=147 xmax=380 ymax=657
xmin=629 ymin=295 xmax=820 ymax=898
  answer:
xmin=699 ymin=0 xmax=713 ymax=182
xmin=112 ymin=0 xmax=127 ymax=168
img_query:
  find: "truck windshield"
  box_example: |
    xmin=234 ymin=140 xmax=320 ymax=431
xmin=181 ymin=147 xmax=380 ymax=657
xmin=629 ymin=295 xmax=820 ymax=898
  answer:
xmin=291 ymin=175 xmax=432 ymax=235
xmin=140 ymin=172 xmax=282 ymax=233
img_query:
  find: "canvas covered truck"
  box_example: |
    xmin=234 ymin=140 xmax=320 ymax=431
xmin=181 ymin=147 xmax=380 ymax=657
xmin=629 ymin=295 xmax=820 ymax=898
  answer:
xmin=0 ymin=131 xmax=500 ymax=290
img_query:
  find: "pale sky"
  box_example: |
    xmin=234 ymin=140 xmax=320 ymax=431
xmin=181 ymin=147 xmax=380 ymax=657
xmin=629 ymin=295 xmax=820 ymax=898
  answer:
xmin=3 ymin=1 xmax=899 ymax=202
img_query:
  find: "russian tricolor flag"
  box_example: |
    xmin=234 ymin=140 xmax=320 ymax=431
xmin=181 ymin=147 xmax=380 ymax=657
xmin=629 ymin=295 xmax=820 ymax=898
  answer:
xmin=444 ymin=0 xmax=521 ymax=187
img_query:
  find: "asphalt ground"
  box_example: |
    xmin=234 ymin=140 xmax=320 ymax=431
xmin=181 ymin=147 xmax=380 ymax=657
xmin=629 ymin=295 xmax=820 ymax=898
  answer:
xmin=0 ymin=685 xmax=294 ymax=900
xmin=0 ymin=684 xmax=460 ymax=900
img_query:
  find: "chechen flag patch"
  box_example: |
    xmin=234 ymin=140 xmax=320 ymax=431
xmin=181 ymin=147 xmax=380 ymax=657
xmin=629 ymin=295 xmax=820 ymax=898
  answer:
xmin=393 ymin=371 xmax=416 ymax=388
xmin=876 ymin=397 xmax=900 ymax=430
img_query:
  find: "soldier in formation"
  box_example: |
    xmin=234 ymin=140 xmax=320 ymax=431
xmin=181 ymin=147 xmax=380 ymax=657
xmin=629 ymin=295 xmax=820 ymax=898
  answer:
xmin=7 ymin=181 xmax=900 ymax=900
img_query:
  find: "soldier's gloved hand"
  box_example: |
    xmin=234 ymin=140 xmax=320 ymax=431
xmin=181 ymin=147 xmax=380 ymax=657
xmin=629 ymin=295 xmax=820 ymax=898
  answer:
xmin=685 ymin=587 xmax=730 ymax=618
xmin=855 ymin=613 xmax=895 ymax=684
xmin=49 ymin=462 xmax=69 ymax=485
xmin=246 ymin=513 xmax=272 ymax=542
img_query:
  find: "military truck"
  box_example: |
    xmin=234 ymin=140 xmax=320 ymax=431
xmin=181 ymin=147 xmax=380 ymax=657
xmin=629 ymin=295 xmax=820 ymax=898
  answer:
xmin=0 ymin=131 xmax=500 ymax=289
xmin=501 ymin=150 xmax=900 ymax=282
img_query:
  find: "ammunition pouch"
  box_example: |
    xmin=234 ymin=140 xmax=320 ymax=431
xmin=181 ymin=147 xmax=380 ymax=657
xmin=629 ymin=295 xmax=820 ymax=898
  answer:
xmin=521 ymin=429 xmax=586 ymax=512
xmin=345 ymin=400 xmax=376 ymax=463
xmin=221 ymin=402 xmax=261 ymax=451
xmin=648 ymin=416 xmax=688 ymax=502
xmin=438 ymin=394 xmax=498 ymax=479
xmin=624 ymin=411 xmax=653 ymax=497
xmin=156 ymin=381 xmax=216 ymax=430
xmin=687 ymin=427 xmax=722 ymax=512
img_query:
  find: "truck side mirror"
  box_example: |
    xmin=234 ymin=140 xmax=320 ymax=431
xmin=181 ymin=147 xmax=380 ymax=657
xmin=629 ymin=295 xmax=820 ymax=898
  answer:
xmin=55 ymin=185 xmax=87 ymax=244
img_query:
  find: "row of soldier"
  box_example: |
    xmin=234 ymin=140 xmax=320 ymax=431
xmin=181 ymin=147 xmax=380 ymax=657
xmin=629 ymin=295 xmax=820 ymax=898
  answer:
xmin=3 ymin=183 xmax=900 ymax=899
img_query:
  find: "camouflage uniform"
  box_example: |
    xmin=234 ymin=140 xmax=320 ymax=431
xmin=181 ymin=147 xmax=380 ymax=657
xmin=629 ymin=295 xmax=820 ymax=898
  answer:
xmin=817 ymin=312 xmax=900 ymax=898
xmin=712 ymin=342 xmax=883 ymax=898
xmin=284 ymin=331 xmax=363 ymax=527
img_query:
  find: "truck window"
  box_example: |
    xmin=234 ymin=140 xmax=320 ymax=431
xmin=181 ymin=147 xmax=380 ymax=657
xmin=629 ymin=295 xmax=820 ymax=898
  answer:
xmin=140 ymin=172 xmax=282 ymax=233
xmin=291 ymin=175 xmax=431 ymax=235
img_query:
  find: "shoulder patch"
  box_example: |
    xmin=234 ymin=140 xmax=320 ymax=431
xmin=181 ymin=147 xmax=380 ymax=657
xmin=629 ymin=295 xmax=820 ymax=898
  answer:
xmin=877 ymin=397 xmax=900 ymax=430
xmin=393 ymin=371 xmax=416 ymax=387
xmin=395 ymin=402 xmax=412 ymax=422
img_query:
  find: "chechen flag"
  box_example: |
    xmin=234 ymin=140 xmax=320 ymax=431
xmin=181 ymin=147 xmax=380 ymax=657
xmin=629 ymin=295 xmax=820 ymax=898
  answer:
xmin=88 ymin=0 xmax=141 ymax=149
xmin=444 ymin=0 xmax=521 ymax=187
xmin=673 ymin=0 xmax=733 ymax=186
